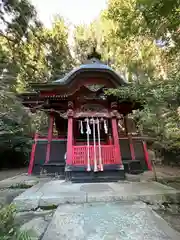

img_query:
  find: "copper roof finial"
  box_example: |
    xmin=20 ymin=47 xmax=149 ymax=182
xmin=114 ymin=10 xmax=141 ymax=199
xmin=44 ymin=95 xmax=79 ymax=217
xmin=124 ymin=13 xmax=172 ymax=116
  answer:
xmin=87 ymin=47 xmax=101 ymax=60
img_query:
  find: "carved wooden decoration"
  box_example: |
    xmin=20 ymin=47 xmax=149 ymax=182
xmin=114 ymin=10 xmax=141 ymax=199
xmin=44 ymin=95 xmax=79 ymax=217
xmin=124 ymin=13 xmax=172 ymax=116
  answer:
xmin=80 ymin=103 xmax=106 ymax=112
xmin=68 ymin=101 xmax=74 ymax=109
xmin=85 ymin=84 xmax=104 ymax=92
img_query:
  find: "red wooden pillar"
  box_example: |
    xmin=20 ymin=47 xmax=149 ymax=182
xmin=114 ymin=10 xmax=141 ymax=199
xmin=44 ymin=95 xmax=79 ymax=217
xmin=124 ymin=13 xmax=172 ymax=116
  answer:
xmin=45 ymin=114 xmax=54 ymax=163
xmin=66 ymin=117 xmax=73 ymax=165
xmin=111 ymin=102 xmax=122 ymax=165
xmin=66 ymin=102 xmax=74 ymax=165
xmin=111 ymin=117 xmax=123 ymax=165
xmin=143 ymin=141 xmax=152 ymax=170
xmin=124 ymin=115 xmax=135 ymax=160
xmin=28 ymin=132 xmax=38 ymax=175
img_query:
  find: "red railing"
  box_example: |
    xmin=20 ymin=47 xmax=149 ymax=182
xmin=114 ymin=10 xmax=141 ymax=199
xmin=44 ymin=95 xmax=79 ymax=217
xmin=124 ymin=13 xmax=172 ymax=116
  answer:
xmin=72 ymin=145 xmax=116 ymax=166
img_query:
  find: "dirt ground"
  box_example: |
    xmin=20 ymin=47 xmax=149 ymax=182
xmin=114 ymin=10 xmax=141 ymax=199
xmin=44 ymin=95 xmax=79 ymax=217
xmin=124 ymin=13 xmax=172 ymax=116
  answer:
xmin=155 ymin=210 xmax=180 ymax=233
xmin=155 ymin=165 xmax=180 ymax=177
xmin=0 ymin=168 xmax=28 ymax=181
xmin=152 ymin=165 xmax=180 ymax=233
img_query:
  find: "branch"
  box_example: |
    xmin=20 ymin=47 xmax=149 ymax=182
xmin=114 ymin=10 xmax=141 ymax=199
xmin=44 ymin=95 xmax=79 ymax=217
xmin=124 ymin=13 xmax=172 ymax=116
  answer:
xmin=0 ymin=31 xmax=15 ymax=43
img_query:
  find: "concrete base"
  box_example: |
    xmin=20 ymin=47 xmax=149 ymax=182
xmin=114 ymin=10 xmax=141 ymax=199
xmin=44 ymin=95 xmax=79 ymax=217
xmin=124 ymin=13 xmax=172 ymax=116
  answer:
xmin=42 ymin=202 xmax=180 ymax=240
xmin=13 ymin=181 xmax=180 ymax=211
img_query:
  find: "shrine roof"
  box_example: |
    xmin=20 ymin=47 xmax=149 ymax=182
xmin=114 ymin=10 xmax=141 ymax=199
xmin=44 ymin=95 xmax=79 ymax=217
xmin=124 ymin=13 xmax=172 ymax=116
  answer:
xmin=29 ymin=58 xmax=127 ymax=91
xmin=53 ymin=59 xmax=126 ymax=85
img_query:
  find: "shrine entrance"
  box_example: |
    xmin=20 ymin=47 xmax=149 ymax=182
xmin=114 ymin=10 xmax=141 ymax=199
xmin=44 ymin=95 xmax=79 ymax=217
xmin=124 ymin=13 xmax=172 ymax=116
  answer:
xmin=19 ymin=53 xmax=152 ymax=182
xmin=72 ymin=117 xmax=112 ymax=172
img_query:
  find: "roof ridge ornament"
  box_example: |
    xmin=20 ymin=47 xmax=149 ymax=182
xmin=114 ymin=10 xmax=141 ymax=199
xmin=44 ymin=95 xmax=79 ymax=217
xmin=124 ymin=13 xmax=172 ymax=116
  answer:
xmin=82 ymin=47 xmax=102 ymax=64
xmin=87 ymin=47 xmax=101 ymax=60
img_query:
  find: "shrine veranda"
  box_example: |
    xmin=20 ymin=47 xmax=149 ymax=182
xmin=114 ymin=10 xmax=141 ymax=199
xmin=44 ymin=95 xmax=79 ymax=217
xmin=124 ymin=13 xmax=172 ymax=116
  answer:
xmin=19 ymin=57 xmax=152 ymax=182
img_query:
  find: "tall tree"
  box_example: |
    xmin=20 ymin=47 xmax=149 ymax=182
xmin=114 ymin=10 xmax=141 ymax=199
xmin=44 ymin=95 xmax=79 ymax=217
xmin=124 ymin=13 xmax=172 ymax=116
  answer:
xmin=45 ymin=17 xmax=75 ymax=80
xmin=0 ymin=1 xmax=75 ymax=161
xmin=104 ymin=0 xmax=180 ymax=152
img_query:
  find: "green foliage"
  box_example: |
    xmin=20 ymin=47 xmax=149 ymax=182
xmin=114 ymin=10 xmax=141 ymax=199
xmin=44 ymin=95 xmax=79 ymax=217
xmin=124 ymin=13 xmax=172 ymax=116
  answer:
xmin=1 ymin=0 xmax=180 ymax=159
xmin=93 ymin=0 xmax=180 ymax=152
xmin=0 ymin=205 xmax=31 ymax=240
xmin=137 ymin=0 xmax=180 ymax=43
xmin=9 ymin=183 xmax=35 ymax=189
xmin=0 ymin=86 xmax=32 ymax=157
xmin=106 ymin=74 xmax=180 ymax=151
xmin=45 ymin=17 xmax=74 ymax=80
xmin=0 ymin=0 xmax=74 ymax=162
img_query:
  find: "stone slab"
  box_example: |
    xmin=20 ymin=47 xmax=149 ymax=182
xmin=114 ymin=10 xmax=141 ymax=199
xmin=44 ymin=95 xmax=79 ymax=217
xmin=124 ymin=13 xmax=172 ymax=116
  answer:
xmin=15 ymin=209 xmax=55 ymax=225
xmin=13 ymin=182 xmax=45 ymax=211
xmin=42 ymin=202 xmax=180 ymax=240
xmin=13 ymin=181 xmax=180 ymax=211
xmin=20 ymin=217 xmax=48 ymax=239
xmin=0 ymin=189 xmax=25 ymax=206
xmin=39 ymin=192 xmax=87 ymax=207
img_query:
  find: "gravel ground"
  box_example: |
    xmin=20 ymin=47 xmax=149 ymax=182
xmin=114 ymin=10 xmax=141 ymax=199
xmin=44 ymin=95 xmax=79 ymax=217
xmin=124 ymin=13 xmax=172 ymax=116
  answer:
xmin=0 ymin=168 xmax=27 ymax=181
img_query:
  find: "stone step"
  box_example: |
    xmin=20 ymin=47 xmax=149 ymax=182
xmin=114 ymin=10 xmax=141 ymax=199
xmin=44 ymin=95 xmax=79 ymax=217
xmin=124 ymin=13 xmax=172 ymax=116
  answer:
xmin=13 ymin=181 xmax=180 ymax=211
xmin=42 ymin=202 xmax=180 ymax=240
xmin=33 ymin=163 xmax=65 ymax=177
xmin=123 ymin=160 xmax=144 ymax=174
xmin=67 ymin=170 xmax=125 ymax=183
xmin=43 ymin=162 xmax=65 ymax=167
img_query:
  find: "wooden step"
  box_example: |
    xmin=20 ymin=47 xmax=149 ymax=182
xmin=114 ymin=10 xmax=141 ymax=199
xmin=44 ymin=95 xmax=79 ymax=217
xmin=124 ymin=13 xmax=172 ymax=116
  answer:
xmin=123 ymin=160 xmax=143 ymax=174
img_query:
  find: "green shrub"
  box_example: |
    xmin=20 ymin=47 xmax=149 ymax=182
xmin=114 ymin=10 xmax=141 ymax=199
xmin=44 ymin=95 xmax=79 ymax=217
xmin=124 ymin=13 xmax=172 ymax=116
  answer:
xmin=0 ymin=205 xmax=31 ymax=240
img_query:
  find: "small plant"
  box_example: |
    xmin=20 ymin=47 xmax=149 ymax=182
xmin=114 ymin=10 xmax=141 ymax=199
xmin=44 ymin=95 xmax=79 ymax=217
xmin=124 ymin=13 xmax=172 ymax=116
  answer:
xmin=0 ymin=204 xmax=31 ymax=240
xmin=9 ymin=183 xmax=33 ymax=189
xmin=40 ymin=204 xmax=57 ymax=210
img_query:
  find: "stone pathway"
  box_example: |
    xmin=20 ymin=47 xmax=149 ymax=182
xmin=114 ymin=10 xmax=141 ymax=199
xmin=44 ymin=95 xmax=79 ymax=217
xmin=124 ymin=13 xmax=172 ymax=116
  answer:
xmin=13 ymin=181 xmax=180 ymax=211
xmin=15 ymin=209 xmax=55 ymax=240
xmin=1 ymin=167 xmax=180 ymax=239
xmin=42 ymin=202 xmax=180 ymax=240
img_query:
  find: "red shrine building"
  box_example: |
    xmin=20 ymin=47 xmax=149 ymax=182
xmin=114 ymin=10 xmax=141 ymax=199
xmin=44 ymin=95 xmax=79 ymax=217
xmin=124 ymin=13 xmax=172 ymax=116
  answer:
xmin=19 ymin=55 xmax=152 ymax=182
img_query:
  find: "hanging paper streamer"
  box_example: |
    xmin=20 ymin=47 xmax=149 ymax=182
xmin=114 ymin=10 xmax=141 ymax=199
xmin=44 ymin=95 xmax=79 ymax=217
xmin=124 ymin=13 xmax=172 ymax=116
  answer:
xmin=90 ymin=118 xmax=93 ymax=125
xmin=80 ymin=120 xmax=84 ymax=134
xmin=97 ymin=118 xmax=103 ymax=171
xmin=85 ymin=118 xmax=91 ymax=172
xmin=118 ymin=120 xmax=125 ymax=131
xmin=86 ymin=118 xmax=91 ymax=135
xmin=100 ymin=117 xmax=103 ymax=130
xmin=93 ymin=118 xmax=98 ymax=172
xmin=104 ymin=120 xmax=108 ymax=134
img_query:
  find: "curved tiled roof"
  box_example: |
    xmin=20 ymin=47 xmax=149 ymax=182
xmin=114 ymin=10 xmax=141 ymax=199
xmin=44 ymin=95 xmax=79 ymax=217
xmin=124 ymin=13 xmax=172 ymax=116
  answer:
xmin=53 ymin=60 xmax=127 ymax=86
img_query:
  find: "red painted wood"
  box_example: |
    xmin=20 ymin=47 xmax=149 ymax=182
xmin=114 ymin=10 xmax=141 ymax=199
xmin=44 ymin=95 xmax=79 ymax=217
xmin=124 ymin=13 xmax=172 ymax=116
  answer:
xmin=128 ymin=136 xmax=135 ymax=160
xmin=111 ymin=118 xmax=123 ymax=165
xmin=45 ymin=115 xmax=54 ymax=163
xmin=37 ymin=137 xmax=67 ymax=140
xmin=143 ymin=141 xmax=152 ymax=170
xmin=39 ymin=78 xmax=114 ymax=97
xmin=72 ymin=145 xmax=116 ymax=166
xmin=75 ymin=141 xmax=107 ymax=145
xmin=66 ymin=117 xmax=73 ymax=165
xmin=108 ymin=135 xmax=113 ymax=145
xmin=28 ymin=133 xmax=38 ymax=175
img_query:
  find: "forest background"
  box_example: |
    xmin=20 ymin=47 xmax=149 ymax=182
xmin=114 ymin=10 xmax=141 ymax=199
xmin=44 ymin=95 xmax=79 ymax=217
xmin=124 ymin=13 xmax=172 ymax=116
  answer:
xmin=1 ymin=0 xmax=180 ymax=166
